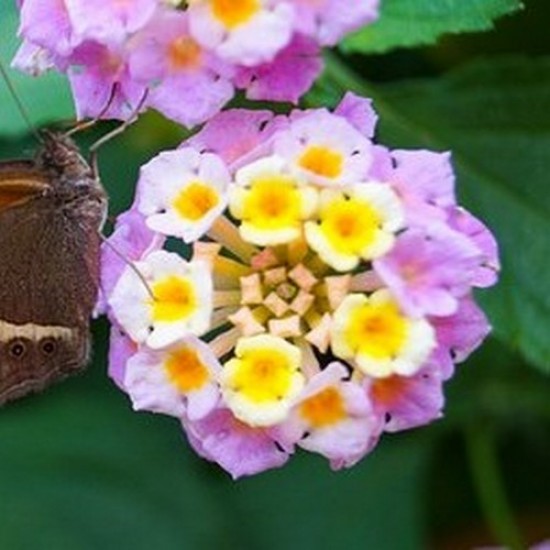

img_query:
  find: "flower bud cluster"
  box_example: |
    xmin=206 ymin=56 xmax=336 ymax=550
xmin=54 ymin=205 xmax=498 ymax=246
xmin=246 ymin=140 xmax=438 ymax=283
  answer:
xmin=102 ymin=93 xmax=499 ymax=478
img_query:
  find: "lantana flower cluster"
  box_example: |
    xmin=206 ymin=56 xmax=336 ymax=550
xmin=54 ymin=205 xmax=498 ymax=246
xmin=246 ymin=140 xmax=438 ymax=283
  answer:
xmin=14 ymin=0 xmax=378 ymax=127
xmin=101 ymin=93 xmax=499 ymax=478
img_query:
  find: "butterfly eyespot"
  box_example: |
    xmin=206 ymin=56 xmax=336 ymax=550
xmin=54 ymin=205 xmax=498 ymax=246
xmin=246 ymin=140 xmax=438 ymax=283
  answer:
xmin=8 ymin=340 xmax=27 ymax=359
xmin=40 ymin=338 xmax=57 ymax=356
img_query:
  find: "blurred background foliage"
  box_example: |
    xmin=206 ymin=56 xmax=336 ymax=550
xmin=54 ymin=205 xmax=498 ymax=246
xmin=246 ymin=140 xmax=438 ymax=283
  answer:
xmin=0 ymin=1 xmax=549 ymax=549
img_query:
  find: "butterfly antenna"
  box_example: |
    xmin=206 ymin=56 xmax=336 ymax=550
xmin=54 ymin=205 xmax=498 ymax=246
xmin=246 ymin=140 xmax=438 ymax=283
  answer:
xmin=0 ymin=57 xmax=43 ymax=144
xmin=64 ymin=83 xmax=119 ymax=138
xmin=88 ymin=88 xmax=149 ymax=177
xmin=99 ymin=234 xmax=156 ymax=301
xmin=89 ymin=89 xmax=149 ymax=153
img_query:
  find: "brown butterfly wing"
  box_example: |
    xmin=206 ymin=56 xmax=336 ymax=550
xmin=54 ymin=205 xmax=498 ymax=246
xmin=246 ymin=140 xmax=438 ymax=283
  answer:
xmin=0 ymin=156 xmax=105 ymax=405
xmin=0 ymin=161 xmax=49 ymax=210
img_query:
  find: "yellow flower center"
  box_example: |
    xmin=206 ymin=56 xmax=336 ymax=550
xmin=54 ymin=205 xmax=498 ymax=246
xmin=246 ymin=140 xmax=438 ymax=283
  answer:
xmin=230 ymin=349 xmax=295 ymax=403
xmin=345 ymin=302 xmax=407 ymax=359
xmin=168 ymin=36 xmax=202 ymax=70
xmin=321 ymin=196 xmax=380 ymax=253
xmin=299 ymin=145 xmax=343 ymax=179
xmin=242 ymin=176 xmax=302 ymax=230
xmin=299 ymin=387 xmax=346 ymax=428
xmin=165 ymin=346 xmax=209 ymax=392
xmin=173 ymin=181 xmax=219 ymax=221
xmin=152 ymin=276 xmax=197 ymax=322
xmin=211 ymin=0 xmax=260 ymax=29
xmin=347 ymin=300 xmax=407 ymax=359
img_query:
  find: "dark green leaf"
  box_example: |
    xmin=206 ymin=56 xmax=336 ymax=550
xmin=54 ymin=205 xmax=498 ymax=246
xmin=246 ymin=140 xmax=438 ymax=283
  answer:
xmin=227 ymin=436 xmax=430 ymax=550
xmin=445 ymin=339 xmax=550 ymax=426
xmin=0 ymin=321 xmax=431 ymax=549
xmin=342 ymin=0 xmax=523 ymax=54
xmin=0 ymin=322 xmax=234 ymax=549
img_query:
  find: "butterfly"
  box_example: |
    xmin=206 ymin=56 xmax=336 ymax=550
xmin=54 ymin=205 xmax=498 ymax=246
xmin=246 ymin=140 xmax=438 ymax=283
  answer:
xmin=0 ymin=129 xmax=107 ymax=405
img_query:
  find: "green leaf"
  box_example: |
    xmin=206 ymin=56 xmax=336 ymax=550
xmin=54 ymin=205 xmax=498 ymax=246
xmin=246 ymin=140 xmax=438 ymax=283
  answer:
xmin=342 ymin=0 xmax=523 ymax=54
xmin=445 ymin=339 xmax=550 ymax=426
xmin=0 ymin=322 xmax=234 ymax=549
xmin=323 ymin=55 xmax=550 ymax=371
xmin=227 ymin=436 xmax=430 ymax=550
xmin=0 ymin=321 xmax=431 ymax=549
xmin=0 ymin=7 xmax=74 ymax=137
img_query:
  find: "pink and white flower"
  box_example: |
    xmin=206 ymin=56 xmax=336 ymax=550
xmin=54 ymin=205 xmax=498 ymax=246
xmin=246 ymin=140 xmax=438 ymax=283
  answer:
xmin=124 ymin=335 xmax=221 ymax=419
xmin=109 ymin=250 xmax=213 ymax=349
xmin=184 ymin=407 xmax=290 ymax=479
xmin=68 ymin=41 xmax=147 ymax=120
xmin=65 ymin=0 xmax=157 ymax=47
xmin=102 ymin=95 xmax=498 ymax=477
xmin=128 ymin=9 xmax=235 ymax=127
xmin=366 ymin=365 xmax=445 ymax=432
xmin=233 ymin=34 xmax=322 ymax=104
xmin=138 ymin=147 xmax=231 ymax=242
xmin=188 ymin=0 xmax=295 ymax=66
xmin=14 ymin=0 xmax=381 ymax=125
xmin=292 ymin=0 xmax=380 ymax=46
xmin=374 ymin=225 xmax=484 ymax=317
xmin=273 ymin=110 xmax=374 ymax=187
xmin=277 ymin=363 xmax=382 ymax=468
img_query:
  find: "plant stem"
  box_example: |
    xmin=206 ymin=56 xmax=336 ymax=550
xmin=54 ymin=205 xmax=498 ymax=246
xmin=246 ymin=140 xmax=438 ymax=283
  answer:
xmin=464 ymin=421 xmax=526 ymax=550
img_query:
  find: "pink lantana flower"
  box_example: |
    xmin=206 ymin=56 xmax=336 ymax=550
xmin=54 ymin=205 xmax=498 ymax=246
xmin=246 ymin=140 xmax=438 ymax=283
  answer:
xmin=234 ymin=34 xmax=322 ymax=103
xmin=431 ymin=296 xmax=492 ymax=372
xmin=187 ymin=0 xmax=295 ymax=66
xmin=15 ymin=0 xmax=381 ymax=124
xmin=108 ymin=250 xmax=213 ymax=349
xmin=185 ymin=109 xmax=287 ymax=167
xmin=137 ymin=147 xmax=231 ymax=242
xmin=124 ymin=335 xmax=221 ymax=420
xmin=334 ymin=92 xmax=378 ymax=138
xmin=102 ymin=94 xmax=499 ymax=478
xmin=446 ymin=207 xmax=500 ymax=288
xmin=12 ymin=39 xmax=58 ymax=76
xmin=366 ymin=365 xmax=445 ymax=433
xmin=108 ymin=327 xmax=137 ymax=391
xmin=184 ymin=408 xmax=290 ymax=479
xmin=68 ymin=41 xmax=147 ymax=120
xmin=129 ymin=10 xmax=235 ymax=127
xmin=99 ymin=206 xmax=164 ymax=388
xmin=277 ymin=363 xmax=382 ymax=469
xmin=99 ymin=207 xmax=165 ymax=315
xmin=292 ymin=0 xmax=380 ymax=46
xmin=374 ymin=225 xmax=484 ymax=318
xmin=388 ymin=149 xmax=457 ymax=226
xmin=65 ymin=0 xmax=157 ymax=47
xmin=19 ymin=0 xmax=78 ymax=57
xmin=273 ymin=109 xmax=374 ymax=187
